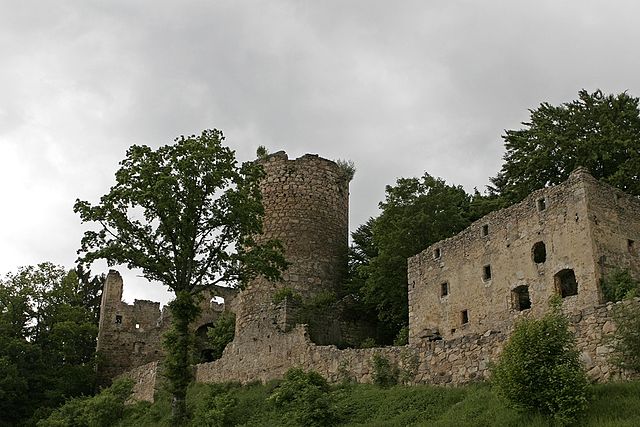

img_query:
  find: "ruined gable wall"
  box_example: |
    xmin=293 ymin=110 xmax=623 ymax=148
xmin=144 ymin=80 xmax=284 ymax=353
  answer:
xmin=96 ymin=271 xmax=238 ymax=385
xmin=96 ymin=271 xmax=167 ymax=385
xmin=407 ymin=170 xmax=602 ymax=343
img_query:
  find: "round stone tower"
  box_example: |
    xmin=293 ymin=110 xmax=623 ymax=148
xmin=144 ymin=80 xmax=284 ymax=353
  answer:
xmin=235 ymin=151 xmax=349 ymax=333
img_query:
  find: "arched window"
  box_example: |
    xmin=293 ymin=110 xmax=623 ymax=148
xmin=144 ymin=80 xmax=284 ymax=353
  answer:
xmin=532 ymin=241 xmax=546 ymax=263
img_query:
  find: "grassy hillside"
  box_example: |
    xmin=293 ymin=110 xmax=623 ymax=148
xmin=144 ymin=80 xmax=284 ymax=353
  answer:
xmin=43 ymin=377 xmax=640 ymax=427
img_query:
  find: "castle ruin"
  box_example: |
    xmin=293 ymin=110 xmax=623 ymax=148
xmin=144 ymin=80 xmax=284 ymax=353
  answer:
xmin=97 ymin=153 xmax=640 ymax=400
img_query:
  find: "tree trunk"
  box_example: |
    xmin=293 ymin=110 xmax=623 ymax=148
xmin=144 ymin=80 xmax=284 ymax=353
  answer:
xmin=164 ymin=291 xmax=200 ymax=426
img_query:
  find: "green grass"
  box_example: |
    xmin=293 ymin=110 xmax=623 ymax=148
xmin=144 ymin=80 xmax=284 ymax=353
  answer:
xmin=76 ymin=379 xmax=640 ymax=426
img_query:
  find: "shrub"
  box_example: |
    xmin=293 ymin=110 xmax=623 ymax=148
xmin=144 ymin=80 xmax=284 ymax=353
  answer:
xmin=393 ymin=326 xmax=409 ymax=346
xmin=38 ymin=378 xmax=134 ymax=427
xmin=192 ymin=391 xmax=238 ymax=427
xmin=492 ymin=298 xmax=589 ymax=425
xmin=269 ymin=368 xmax=335 ymax=426
xmin=272 ymin=287 xmax=301 ymax=305
xmin=335 ymin=159 xmax=356 ymax=182
xmin=610 ymin=299 xmax=640 ymax=372
xmin=359 ymin=337 xmax=376 ymax=348
xmin=371 ymin=354 xmax=399 ymax=388
xmin=602 ymin=268 xmax=639 ymax=302
xmin=206 ymin=311 xmax=236 ymax=361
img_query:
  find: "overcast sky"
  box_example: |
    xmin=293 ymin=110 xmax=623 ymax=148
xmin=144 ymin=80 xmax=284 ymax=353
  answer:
xmin=2 ymin=1 xmax=640 ymax=305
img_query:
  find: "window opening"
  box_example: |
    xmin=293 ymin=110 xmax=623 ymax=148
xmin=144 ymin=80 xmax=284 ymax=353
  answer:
xmin=555 ymin=269 xmax=578 ymax=298
xmin=512 ymin=285 xmax=531 ymax=311
xmin=483 ymin=264 xmax=492 ymax=281
xmin=481 ymin=224 xmax=489 ymax=236
xmin=440 ymin=282 xmax=449 ymax=297
xmin=537 ymin=198 xmax=546 ymax=211
xmin=532 ymin=241 xmax=547 ymax=263
xmin=115 ymin=315 xmax=122 ymax=324
xmin=461 ymin=310 xmax=469 ymax=324
xmin=433 ymin=247 xmax=441 ymax=259
xmin=629 ymin=239 xmax=636 ymax=255
xmin=135 ymin=323 xmax=140 ymax=329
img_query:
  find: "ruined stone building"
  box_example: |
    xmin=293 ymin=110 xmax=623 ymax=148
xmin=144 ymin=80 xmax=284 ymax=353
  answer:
xmin=97 ymin=154 xmax=640 ymax=400
xmin=408 ymin=167 xmax=640 ymax=343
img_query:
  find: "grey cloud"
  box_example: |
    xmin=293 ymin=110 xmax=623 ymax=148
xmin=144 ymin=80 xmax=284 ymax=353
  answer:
xmin=2 ymin=0 xmax=640 ymax=303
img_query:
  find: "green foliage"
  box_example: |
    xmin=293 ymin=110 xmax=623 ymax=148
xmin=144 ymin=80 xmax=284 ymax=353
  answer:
xmin=492 ymin=298 xmax=590 ymax=425
xmin=206 ymin=311 xmax=236 ymax=361
xmin=491 ymin=89 xmax=640 ymax=202
xmin=271 ymin=287 xmax=301 ymax=305
xmin=359 ymin=338 xmax=376 ymax=348
xmin=609 ymin=299 xmax=640 ymax=373
xmin=38 ymin=378 xmax=134 ymax=427
xmin=393 ymin=326 xmax=409 ymax=346
xmin=193 ymin=391 xmax=237 ymax=427
xmin=371 ymin=354 xmax=399 ymax=388
xmin=354 ymin=174 xmax=473 ymax=340
xmin=74 ymin=130 xmax=288 ymax=424
xmin=99 ymin=378 xmax=640 ymax=427
xmin=335 ymin=159 xmax=356 ymax=182
xmin=163 ymin=291 xmax=201 ymax=424
xmin=255 ymin=145 xmax=269 ymax=159
xmin=602 ymin=268 xmax=639 ymax=302
xmin=269 ymin=368 xmax=335 ymax=427
xmin=0 ymin=263 xmax=100 ymax=424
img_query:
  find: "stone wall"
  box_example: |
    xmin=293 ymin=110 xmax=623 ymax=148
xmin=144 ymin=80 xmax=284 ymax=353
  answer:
xmin=95 ymin=270 xmax=239 ymax=385
xmin=193 ymin=299 xmax=631 ymax=387
xmin=407 ymin=168 xmax=640 ymax=343
xmin=118 ymin=361 xmax=158 ymax=403
xmin=234 ymin=152 xmax=350 ymax=342
xmin=122 ymin=298 xmax=634 ymax=402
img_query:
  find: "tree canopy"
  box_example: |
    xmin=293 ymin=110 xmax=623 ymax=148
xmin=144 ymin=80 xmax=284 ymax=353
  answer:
xmin=349 ymin=174 xmax=474 ymax=341
xmin=491 ymin=89 xmax=640 ymax=202
xmin=0 ymin=263 xmax=101 ymax=425
xmin=74 ymin=129 xmax=287 ymax=424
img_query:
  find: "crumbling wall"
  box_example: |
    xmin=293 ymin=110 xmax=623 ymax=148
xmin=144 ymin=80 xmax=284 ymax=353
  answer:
xmin=407 ymin=169 xmax=620 ymax=343
xmin=130 ymin=298 xmax=635 ymax=402
xmin=95 ymin=271 xmax=239 ymax=385
xmin=193 ymin=299 xmax=632 ymax=388
xmin=583 ymin=172 xmax=640 ymax=281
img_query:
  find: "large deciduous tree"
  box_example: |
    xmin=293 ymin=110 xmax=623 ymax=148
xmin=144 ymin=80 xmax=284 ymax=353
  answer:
xmin=74 ymin=129 xmax=287 ymax=425
xmin=491 ymin=89 xmax=640 ymax=202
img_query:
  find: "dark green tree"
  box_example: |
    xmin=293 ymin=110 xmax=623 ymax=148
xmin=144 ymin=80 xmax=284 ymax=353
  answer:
xmin=357 ymin=174 xmax=473 ymax=340
xmin=0 ymin=263 xmax=100 ymax=425
xmin=491 ymin=89 xmax=640 ymax=202
xmin=206 ymin=311 xmax=236 ymax=361
xmin=74 ymin=129 xmax=287 ymax=425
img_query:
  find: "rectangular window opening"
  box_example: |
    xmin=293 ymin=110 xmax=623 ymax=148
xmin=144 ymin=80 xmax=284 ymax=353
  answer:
xmin=483 ymin=264 xmax=492 ymax=281
xmin=461 ymin=310 xmax=469 ymax=325
xmin=135 ymin=323 xmax=140 ymax=329
xmin=115 ymin=315 xmax=122 ymax=324
xmin=440 ymin=282 xmax=449 ymax=297
xmin=628 ymin=239 xmax=636 ymax=254
xmin=537 ymin=198 xmax=546 ymax=211
xmin=433 ymin=247 xmax=441 ymax=259
xmin=481 ymin=224 xmax=489 ymax=237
